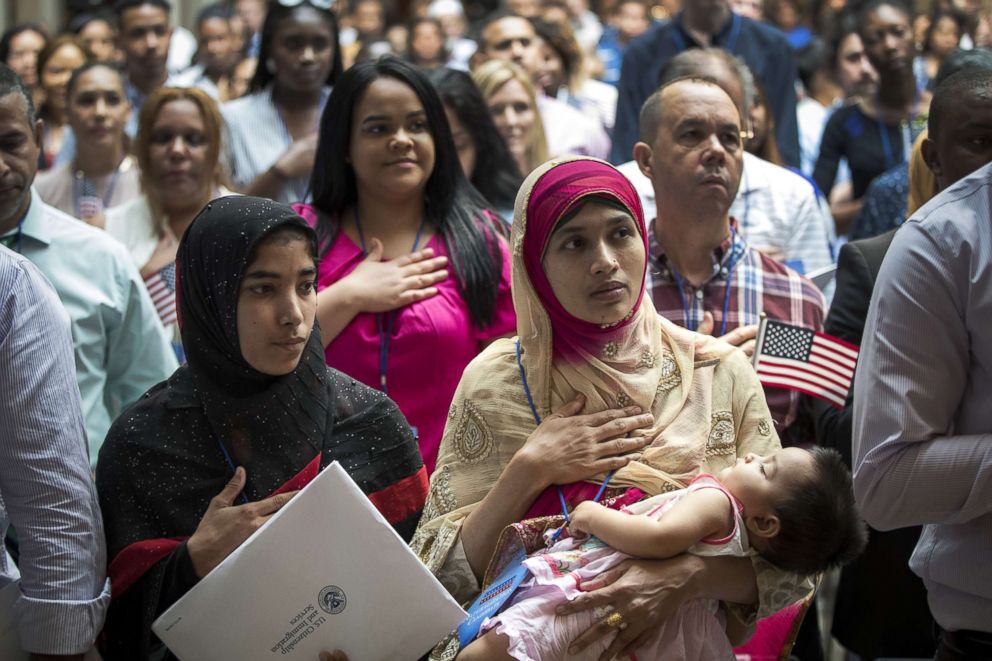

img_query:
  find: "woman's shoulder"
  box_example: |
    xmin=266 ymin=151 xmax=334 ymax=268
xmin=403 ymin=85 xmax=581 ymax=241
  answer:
xmin=98 ymin=370 xmax=186 ymax=464
xmin=458 ymin=337 xmax=518 ymax=385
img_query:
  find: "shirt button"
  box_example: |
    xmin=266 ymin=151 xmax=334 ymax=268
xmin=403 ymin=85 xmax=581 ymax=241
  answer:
xmin=695 ymin=290 xmax=704 ymax=300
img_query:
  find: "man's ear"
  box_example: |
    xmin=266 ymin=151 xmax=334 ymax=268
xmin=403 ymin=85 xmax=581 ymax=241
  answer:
xmin=921 ymin=135 xmax=941 ymax=180
xmin=745 ymin=513 xmax=780 ymax=540
xmin=33 ymin=118 xmax=44 ymax=148
xmin=633 ymin=141 xmax=653 ymax=179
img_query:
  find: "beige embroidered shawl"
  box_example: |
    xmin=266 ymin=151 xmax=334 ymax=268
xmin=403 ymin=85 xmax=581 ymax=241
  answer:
xmin=411 ymin=158 xmax=812 ymax=620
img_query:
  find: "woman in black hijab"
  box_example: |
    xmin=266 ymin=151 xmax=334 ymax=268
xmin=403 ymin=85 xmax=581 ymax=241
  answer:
xmin=95 ymin=196 xmax=426 ymax=660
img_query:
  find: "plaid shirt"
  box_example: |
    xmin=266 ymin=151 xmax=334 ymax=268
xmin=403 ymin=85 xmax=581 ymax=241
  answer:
xmin=647 ymin=219 xmax=827 ymax=443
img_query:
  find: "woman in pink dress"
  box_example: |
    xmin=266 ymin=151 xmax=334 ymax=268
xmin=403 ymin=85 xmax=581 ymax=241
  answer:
xmin=294 ymin=57 xmax=515 ymax=472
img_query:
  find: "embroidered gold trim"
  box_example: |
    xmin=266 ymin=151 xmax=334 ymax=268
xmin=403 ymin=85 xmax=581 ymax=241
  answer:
xmin=656 ymin=353 xmax=681 ymax=394
xmin=707 ymin=411 xmax=736 ymax=456
xmin=453 ymin=400 xmax=494 ymax=463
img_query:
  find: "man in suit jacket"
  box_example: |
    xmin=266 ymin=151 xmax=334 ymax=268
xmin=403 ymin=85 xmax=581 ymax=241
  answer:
xmin=814 ymin=66 xmax=992 ymax=659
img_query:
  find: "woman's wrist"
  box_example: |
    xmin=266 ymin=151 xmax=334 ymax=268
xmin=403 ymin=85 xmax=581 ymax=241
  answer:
xmin=506 ymin=448 xmax=550 ymax=494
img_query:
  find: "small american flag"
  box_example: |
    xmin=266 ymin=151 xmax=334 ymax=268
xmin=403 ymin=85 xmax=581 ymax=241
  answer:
xmin=145 ymin=261 xmax=178 ymax=327
xmin=753 ymin=318 xmax=859 ymax=408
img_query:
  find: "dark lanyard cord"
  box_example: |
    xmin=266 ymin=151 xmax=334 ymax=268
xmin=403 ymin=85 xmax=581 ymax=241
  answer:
xmin=515 ymin=339 xmax=616 ymax=539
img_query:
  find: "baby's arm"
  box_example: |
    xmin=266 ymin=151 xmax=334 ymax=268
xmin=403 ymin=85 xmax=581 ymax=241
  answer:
xmin=568 ymin=489 xmax=734 ymax=559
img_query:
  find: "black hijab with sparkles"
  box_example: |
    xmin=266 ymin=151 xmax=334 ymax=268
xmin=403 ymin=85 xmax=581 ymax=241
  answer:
xmin=96 ymin=197 xmax=425 ymax=660
xmin=177 ymin=195 xmax=330 ymax=495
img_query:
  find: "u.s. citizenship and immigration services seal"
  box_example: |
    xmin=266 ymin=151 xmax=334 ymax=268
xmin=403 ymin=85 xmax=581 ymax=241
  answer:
xmin=318 ymin=586 xmax=347 ymax=614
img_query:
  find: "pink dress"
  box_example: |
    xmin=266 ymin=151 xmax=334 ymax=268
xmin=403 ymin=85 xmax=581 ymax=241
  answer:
xmin=295 ymin=205 xmax=516 ymax=472
xmin=481 ymin=475 xmax=752 ymax=661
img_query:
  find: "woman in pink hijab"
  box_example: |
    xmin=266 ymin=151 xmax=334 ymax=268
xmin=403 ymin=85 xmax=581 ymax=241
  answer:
xmin=414 ymin=157 xmax=811 ymax=659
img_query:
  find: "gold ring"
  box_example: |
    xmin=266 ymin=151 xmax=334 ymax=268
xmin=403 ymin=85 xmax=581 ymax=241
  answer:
xmin=605 ymin=611 xmax=625 ymax=629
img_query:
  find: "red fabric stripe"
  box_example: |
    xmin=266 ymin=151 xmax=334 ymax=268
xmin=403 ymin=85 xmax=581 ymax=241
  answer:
xmin=108 ymin=538 xmax=185 ymax=599
xmin=367 ymin=466 xmax=428 ymax=524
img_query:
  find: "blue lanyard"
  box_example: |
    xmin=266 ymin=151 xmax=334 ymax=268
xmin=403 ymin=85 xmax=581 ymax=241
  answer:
xmin=215 ymin=436 xmax=250 ymax=505
xmin=669 ymin=227 xmax=739 ymax=336
xmin=354 ymin=210 xmax=426 ymax=395
xmin=672 ymin=12 xmax=741 ymax=54
xmin=515 ymin=339 xmax=615 ymax=537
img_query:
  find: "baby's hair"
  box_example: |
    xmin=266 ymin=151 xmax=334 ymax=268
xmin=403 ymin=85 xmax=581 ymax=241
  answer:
xmin=762 ymin=447 xmax=867 ymax=575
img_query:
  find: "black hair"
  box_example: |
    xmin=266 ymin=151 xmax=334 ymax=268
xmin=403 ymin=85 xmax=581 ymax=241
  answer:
xmin=426 ymin=67 xmax=522 ymax=212
xmin=114 ymin=0 xmax=172 ymax=17
xmin=0 ymin=23 xmax=48 ymax=66
xmin=826 ymin=12 xmax=861 ymax=74
xmin=68 ymin=11 xmax=118 ymax=34
xmin=0 ymin=63 xmax=36 ymax=124
xmin=933 ymin=47 xmax=992 ymax=88
xmin=929 ymin=67 xmax=992 ymax=140
xmin=762 ymin=447 xmax=868 ymax=575
xmin=65 ymin=60 xmax=126 ymax=100
xmin=922 ymin=8 xmax=966 ymax=56
xmin=251 ymin=223 xmax=318 ymax=264
xmin=857 ymin=0 xmax=911 ymax=32
xmin=797 ymin=37 xmax=831 ymax=92
xmin=250 ymin=0 xmax=342 ymax=93
xmin=310 ymin=57 xmax=504 ymax=328
xmin=196 ymin=2 xmax=235 ymax=28
xmin=473 ymin=9 xmax=528 ymax=49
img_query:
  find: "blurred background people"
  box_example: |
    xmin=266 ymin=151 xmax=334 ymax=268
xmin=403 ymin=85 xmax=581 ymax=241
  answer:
xmin=427 ymin=66 xmax=523 ymax=218
xmin=35 ymin=35 xmax=90 ymax=169
xmin=173 ymin=3 xmax=243 ymax=101
xmin=69 ymin=11 xmax=123 ymax=64
xmin=35 ymin=62 xmax=140 ymax=225
xmin=407 ymin=17 xmax=449 ymax=69
xmin=0 ymin=23 xmax=48 ymax=107
xmin=473 ymin=58 xmax=548 ymax=176
xmin=223 ymin=0 xmax=342 ymax=203
xmin=105 ymin=86 xmax=231 ymax=355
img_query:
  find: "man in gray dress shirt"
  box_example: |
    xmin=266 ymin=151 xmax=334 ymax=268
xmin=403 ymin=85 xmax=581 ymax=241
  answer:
xmin=853 ymin=68 xmax=992 ymax=659
xmin=0 ymin=245 xmax=109 ymax=659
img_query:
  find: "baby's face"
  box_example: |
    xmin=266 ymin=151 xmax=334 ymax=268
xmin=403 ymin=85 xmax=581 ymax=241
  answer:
xmin=718 ymin=447 xmax=814 ymax=515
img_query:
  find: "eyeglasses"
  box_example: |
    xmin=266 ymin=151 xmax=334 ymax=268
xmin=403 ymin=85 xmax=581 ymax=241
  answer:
xmin=276 ymin=0 xmax=335 ymax=11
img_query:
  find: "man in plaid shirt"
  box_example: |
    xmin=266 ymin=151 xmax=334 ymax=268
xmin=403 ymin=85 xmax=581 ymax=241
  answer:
xmin=632 ymin=75 xmax=826 ymax=446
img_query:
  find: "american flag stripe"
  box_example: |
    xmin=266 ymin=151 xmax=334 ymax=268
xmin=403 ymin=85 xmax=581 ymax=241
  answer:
xmin=756 ymin=358 xmax=851 ymax=395
xmin=754 ymin=320 xmax=859 ymax=409
xmin=758 ymin=376 xmax=847 ymax=408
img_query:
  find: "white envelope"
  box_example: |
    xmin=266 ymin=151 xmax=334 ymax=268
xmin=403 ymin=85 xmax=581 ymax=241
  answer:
xmin=153 ymin=462 xmax=465 ymax=661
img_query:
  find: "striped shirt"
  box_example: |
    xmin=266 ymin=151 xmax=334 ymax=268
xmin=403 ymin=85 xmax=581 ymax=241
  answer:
xmin=853 ymin=162 xmax=992 ymax=632
xmin=0 ymin=246 xmax=110 ymax=654
xmin=647 ymin=220 xmax=826 ymax=442
xmin=221 ymin=86 xmax=330 ymax=204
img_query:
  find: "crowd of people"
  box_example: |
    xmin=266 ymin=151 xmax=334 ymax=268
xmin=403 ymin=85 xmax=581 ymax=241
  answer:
xmin=1 ymin=0 xmax=991 ymax=658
